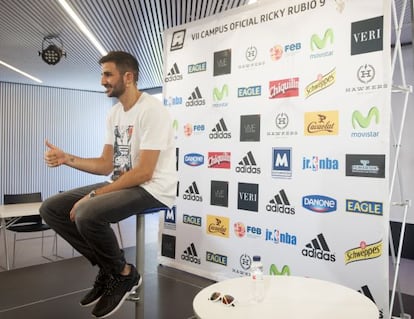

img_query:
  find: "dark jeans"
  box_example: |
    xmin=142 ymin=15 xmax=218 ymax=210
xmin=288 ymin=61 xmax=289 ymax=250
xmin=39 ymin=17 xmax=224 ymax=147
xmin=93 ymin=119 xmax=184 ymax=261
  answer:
xmin=39 ymin=182 xmax=165 ymax=274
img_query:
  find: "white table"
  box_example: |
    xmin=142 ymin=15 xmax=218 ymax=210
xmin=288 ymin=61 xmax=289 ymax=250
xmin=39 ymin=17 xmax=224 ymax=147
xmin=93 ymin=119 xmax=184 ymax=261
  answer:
xmin=193 ymin=275 xmax=379 ymax=319
xmin=0 ymin=202 xmax=42 ymax=270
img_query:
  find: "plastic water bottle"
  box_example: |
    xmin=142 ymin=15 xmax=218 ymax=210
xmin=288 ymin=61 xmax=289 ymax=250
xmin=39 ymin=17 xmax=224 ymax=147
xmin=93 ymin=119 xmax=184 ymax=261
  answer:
xmin=250 ymin=255 xmax=265 ymax=303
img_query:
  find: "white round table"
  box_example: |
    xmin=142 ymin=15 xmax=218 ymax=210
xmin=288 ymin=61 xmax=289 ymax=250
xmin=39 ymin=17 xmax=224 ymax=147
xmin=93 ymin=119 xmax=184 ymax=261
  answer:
xmin=193 ymin=276 xmax=379 ymax=319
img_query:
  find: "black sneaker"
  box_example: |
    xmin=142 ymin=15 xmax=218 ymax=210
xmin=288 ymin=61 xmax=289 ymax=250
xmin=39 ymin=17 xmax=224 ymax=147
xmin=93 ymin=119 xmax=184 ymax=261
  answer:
xmin=92 ymin=264 xmax=141 ymax=318
xmin=80 ymin=268 xmax=110 ymax=307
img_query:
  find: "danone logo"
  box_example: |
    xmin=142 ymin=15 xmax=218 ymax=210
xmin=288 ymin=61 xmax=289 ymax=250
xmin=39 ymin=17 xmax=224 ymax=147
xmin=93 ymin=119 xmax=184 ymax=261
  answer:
xmin=269 ymin=78 xmax=299 ymax=99
xmin=206 ymin=215 xmax=229 ymax=238
xmin=304 ymin=111 xmax=338 ymax=136
xmin=184 ymin=153 xmax=204 ymax=167
xmin=344 ymin=240 xmax=383 ymax=265
xmin=302 ymin=195 xmax=337 ymax=213
xmin=305 ymin=68 xmax=336 ymax=98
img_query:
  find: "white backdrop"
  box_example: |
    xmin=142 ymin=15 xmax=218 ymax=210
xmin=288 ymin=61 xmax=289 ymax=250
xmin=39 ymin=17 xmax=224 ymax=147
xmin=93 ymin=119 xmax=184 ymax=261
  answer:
xmin=160 ymin=0 xmax=391 ymax=317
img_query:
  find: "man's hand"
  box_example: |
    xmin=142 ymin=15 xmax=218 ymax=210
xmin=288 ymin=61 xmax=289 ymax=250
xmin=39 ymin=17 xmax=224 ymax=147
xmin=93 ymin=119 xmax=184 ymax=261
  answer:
xmin=44 ymin=140 xmax=66 ymax=167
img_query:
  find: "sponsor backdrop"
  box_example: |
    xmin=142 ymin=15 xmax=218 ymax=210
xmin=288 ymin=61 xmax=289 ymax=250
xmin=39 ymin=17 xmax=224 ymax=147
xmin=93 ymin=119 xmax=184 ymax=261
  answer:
xmin=160 ymin=0 xmax=391 ymax=317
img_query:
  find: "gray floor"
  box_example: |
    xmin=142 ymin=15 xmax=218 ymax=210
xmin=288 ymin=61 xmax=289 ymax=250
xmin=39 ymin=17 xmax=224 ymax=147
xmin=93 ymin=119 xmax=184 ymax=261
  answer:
xmin=1 ymin=214 xmax=413 ymax=318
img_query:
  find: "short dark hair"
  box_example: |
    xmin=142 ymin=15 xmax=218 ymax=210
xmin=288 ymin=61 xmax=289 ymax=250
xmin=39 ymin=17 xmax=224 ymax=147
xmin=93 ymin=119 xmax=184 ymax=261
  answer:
xmin=99 ymin=51 xmax=139 ymax=83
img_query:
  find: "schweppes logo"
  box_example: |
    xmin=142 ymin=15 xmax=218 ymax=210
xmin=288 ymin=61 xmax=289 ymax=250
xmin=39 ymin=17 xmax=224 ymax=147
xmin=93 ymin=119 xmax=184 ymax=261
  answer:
xmin=305 ymin=68 xmax=336 ymax=98
xmin=344 ymin=240 xmax=382 ymax=265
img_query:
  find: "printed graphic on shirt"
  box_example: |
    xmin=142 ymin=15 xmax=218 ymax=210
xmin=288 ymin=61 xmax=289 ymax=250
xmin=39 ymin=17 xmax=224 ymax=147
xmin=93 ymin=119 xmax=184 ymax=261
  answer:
xmin=112 ymin=125 xmax=133 ymax=180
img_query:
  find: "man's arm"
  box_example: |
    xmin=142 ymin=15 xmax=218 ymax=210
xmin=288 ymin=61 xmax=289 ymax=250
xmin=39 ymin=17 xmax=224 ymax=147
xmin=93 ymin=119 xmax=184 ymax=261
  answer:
xmin=44 ymin=140 xmax=114 ymax=176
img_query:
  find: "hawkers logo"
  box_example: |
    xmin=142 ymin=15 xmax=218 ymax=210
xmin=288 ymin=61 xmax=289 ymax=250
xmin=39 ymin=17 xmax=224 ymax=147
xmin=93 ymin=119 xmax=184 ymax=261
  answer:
xmin=183 ymin=182 xmax=202 ymax=201
xmin=269 ymin=78 xmax=299 ymax=99
xmin=302 ymin=233 xmax=336 ymax=262
xmin=186 ymin=87 xmax=206 ymax=107
xmin=305 ymin=68 xmax=336 ymax=98
xmin=302 ymin=195 xmax=337 ymax=213
xmin=235 ymin=151 xmax=261 ymax=174
xmin=165 ymin=63 xmax=183 ymax=82
xmin=181 ymin=243 xmax=201 ymax=264
xmin=266 ymin=189 xmax=295 ymax=215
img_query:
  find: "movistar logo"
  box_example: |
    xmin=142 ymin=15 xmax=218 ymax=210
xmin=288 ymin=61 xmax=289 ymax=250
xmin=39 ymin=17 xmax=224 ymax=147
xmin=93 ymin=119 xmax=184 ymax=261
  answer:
xmin=213 ymin=85 xmax=229 ymax=102
xmin=352 ymin=107 xmax=380 ymax=129
xmin=269 ymin=264 xmax=290 ymax=276
xmin=311 ymin=28 xmax=334 ymax=50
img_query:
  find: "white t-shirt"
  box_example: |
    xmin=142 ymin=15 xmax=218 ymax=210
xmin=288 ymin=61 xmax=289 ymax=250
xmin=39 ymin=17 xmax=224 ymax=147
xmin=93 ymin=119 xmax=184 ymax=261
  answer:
xmin=105 ymin=92 xmax=177 ymax=208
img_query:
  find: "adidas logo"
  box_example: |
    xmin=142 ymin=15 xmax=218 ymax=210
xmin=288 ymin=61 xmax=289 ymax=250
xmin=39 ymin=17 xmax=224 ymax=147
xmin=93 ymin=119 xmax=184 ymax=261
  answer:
xmin=181 ymin=243 xmax=201 ymax=264
xmin=266 ymin=189 xmax=295 ymax=214
xmin=235 ymin=151 xmax=261 ymax=174
xmin=301 ymin=233 xmax=336 ymax=262
xmin=209 ymin=118 xmax=231 ymax=139
xmin=358 ymin=285 xmax=383 ymax=318
xmin=183 ymin=181 xmax=203 ymax=201
xmin=164 ymin=63 xmax=183 ymax=82
xmin=186 ymin=86 xmax=206 ymax=107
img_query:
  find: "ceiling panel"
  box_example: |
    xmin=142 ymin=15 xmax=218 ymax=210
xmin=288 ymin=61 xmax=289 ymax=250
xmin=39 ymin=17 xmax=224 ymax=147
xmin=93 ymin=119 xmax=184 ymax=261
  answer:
xmin=0 ymin=0 xmax=411 ymax=92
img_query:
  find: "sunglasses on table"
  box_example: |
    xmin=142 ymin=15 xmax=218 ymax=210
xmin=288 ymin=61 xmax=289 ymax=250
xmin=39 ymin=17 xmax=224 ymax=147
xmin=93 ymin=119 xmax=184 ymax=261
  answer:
xmin=208 ymin=291 xmax=236 ymax=307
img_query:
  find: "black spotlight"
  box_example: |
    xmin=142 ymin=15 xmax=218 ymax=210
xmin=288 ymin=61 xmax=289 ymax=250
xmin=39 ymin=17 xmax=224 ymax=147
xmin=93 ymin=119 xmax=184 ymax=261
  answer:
xmin=38 ymin=35 xmax=66 ymax=65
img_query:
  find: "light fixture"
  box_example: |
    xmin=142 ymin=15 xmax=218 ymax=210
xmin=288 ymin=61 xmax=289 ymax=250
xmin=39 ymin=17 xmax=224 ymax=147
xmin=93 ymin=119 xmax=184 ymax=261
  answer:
xmin=38 ymin=35 xmax=66 ymax=65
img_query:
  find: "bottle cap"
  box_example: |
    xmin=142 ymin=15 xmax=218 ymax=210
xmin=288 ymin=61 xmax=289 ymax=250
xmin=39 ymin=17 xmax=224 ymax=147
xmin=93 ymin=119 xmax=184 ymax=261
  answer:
xmin=253 ymin=255 xmax=261 ymax=262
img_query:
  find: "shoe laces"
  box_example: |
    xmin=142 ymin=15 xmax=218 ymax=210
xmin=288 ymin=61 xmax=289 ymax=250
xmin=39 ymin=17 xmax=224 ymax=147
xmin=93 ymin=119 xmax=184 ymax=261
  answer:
xmin=102 ymin=274 xmax=123 ymax=296
xmin=94 ymin=269 xmax=110 ymax=289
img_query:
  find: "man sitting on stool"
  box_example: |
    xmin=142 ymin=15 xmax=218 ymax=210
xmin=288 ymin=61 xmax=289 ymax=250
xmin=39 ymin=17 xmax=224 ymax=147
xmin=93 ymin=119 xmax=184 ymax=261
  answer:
xmin=40 ymin=51 xmax=177 ymax=318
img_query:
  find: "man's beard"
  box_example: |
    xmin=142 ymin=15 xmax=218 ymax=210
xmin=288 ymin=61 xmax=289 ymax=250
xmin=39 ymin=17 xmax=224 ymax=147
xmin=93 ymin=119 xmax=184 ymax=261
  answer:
xmin=106 ymin=81 xmax=126 ymax=98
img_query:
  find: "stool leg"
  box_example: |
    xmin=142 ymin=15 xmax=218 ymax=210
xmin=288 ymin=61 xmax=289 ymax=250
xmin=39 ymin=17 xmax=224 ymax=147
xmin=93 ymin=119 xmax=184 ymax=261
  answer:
xmin=128 ymin=214 xmax=145 ymax=302
xmin=117 ymin=222 xmax=124 ymax=249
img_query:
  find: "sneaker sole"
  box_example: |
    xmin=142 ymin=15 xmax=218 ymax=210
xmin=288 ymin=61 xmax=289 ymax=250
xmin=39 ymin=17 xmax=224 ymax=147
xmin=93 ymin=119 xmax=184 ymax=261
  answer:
xmin=93 ymin=276 xmax=143 ymax=319
xmin=79 ymin=296 xmax=101 ymax=308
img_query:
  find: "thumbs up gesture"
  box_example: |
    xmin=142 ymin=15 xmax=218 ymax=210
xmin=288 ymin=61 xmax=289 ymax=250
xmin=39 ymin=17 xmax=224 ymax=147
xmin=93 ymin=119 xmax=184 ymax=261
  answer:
xmin=44 ymin=140 xmax=67 ymax=167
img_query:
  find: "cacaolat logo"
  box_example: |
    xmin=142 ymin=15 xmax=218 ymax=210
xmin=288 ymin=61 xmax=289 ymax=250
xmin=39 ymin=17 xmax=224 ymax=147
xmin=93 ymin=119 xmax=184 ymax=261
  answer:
xmin=305 ymin=68 xmax=336 ymax=98
xmin=206 ymin=215 xmax=229 ymax=238
xmin=344 ymin=240 xmax=383 ymax=265
xmin=304 ymin=111 xmax=338 ymax=136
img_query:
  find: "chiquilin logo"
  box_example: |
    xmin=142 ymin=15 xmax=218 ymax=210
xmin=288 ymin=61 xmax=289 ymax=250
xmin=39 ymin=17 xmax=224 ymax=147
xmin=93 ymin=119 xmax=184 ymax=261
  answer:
xmin=185 ymin=86 xmax=205 ymax=107
xmin=351 ymin=107 xmax=380 ymax=138
xmin=181 ymin=242 xmax=201 ymax=264
xmin=265 ymin=228 xmax=297 ymax=246
xmin=164 ymin=63 xmax=183 ymax=82
xmin=302 ymin=233 xmax=336 ymax=262
xmin=206 ymin=251 xmax=228 ymax=266
xmin=302 ymin=195 xmax=337 ymax=213
xmin=212 ymin=85 xmax=229 ymax=107
xmin=266 ymin=189 xmax=295 ymax=215
xmin=206 ymin=215 xmax=229 ymax=238
xmin=305 ymin=68 xmax=336 ymax=98
xmin=170 ymin=29 xmax=186 ymax=51
xmin=271 ymin=147 xmax=292 ymax=179
xmin=302 ymin=156 xmax=339 ymax=171
xmin=304 ymin=111 xmax=338 ymax=136
xmin=208 ymin=152 xmax=231 ymax=169
xmin=310 ymin=28 xmax=334 ymax=59
xmin=209 ymin=118 xmax=231 ymax=139
xmin=269 ymin=78 xmax=299 ymax=99
xmin=344 ymin=240 xmax=383 ymax=265
xmin=346 ymin=199 xmax=383 ymax=216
